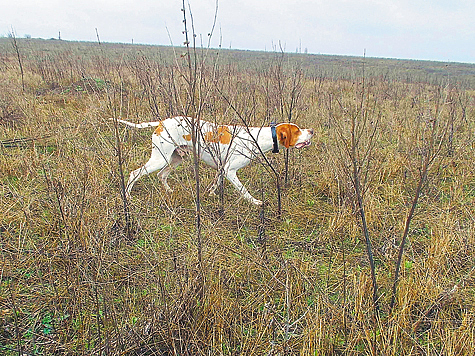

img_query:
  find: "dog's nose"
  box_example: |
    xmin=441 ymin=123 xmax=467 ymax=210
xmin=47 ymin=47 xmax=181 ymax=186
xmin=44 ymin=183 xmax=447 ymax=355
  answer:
xmin=309 ymin=128 xmax=314 ymax=135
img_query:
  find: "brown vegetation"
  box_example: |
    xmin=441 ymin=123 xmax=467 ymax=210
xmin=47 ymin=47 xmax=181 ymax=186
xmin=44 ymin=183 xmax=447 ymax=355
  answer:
xmin=1 ymin=36 xmax=475 ymax=355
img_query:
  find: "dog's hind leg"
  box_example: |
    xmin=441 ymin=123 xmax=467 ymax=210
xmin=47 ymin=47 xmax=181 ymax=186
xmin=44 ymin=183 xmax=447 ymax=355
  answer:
xmin=126 ymin=145 xmax=174 ymax=197
xmin=157 ymin=150 xmax=183 ymax=192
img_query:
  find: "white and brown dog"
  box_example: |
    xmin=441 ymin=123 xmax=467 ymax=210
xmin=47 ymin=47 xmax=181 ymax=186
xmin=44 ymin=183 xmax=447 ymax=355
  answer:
xmin=114 ymin=117 xmax=313 ymax=205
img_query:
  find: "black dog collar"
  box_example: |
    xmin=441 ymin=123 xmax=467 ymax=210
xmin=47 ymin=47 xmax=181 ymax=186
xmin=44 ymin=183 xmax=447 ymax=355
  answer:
xmin=271 ymin=122 xmax=279 ymax=153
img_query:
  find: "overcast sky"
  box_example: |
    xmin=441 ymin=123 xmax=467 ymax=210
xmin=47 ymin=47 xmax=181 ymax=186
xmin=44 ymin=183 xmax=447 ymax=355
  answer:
xmin=2 ymin=0 xmax=474 ymax=63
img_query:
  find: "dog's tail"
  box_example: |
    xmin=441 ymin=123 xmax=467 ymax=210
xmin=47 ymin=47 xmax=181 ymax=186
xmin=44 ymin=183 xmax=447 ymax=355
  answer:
xmin=109 ymin=118 xmax=162 ymax=129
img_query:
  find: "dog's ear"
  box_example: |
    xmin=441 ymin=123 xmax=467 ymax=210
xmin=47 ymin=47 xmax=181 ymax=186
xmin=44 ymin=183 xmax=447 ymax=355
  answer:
xmin=278 ymin=125 xmax=291 ymax=148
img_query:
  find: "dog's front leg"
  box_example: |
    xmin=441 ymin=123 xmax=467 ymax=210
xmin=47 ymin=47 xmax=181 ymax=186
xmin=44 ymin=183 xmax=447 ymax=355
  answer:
xmin=225 ymin=170 xmax=263 ymax=206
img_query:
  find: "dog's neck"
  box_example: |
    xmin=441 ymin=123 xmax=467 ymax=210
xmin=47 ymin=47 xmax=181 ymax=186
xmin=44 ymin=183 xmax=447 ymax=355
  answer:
xmin=252 ymin=126 xmax=278 ymax=154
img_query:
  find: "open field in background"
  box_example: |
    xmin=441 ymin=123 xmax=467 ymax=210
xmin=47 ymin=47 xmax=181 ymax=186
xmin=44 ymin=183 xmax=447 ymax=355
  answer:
xmin=1 ymin=37 xmax=475 ymax=355
xmin=2 ymin=38 xmax=475 ymax=87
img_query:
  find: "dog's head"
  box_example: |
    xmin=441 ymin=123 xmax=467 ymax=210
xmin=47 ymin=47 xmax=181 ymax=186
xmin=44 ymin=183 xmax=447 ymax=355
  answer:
xmin=276 ymin=123 xmax=314 ymax=149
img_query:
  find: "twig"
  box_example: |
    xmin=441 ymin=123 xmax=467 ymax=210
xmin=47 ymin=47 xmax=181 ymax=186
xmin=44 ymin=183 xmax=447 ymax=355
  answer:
xmin=390 ymin=88 xmax=450 ymax=312
xmin=0 ymin=135 xmax=54 ymax=148
xmin=9 ymin=28 xmax=25 ymax=92
xmin=412 ymin=284 xmax=459 ymax=333
xmin=216 ymin=87 xmax=283 ymax=218
xmin=111 ymin=117 xmax=132 ymax=240
xmin=182 ymin=0 xmax=203 ymax=268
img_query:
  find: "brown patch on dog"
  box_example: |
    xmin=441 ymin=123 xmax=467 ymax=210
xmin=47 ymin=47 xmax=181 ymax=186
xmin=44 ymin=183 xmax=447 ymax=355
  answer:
xmin=218 ymin=126 xmax=232 ymax=144
xmin=204 ymin=126 xmax=232 ymax=145
xmin=276 ymin=123 xmax=302 ymax=148
xmin=182 ymin=126 xmax=232 ymax=144
xmin=154 ymin=122 xmax=164 ymax=136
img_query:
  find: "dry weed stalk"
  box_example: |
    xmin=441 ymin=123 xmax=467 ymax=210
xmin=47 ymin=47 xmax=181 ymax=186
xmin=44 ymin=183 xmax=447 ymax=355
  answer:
xmin=390 ymin=86 xmax=451 ymax=312
xmin=215 ymin=51 xmax=306 ymax=219
xmin=327 ymin=67 xmax=380 ymax=316
xmin=94 ymin=30 xmax=134 ymax=241
xmin=9 ymin=29 xmax=25 ymax=92
xmin=177 ymin=0 xmax=219 ymax=268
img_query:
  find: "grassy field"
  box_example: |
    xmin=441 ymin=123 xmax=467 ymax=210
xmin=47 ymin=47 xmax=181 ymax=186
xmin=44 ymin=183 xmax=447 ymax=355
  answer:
xmin=1 ymin=37 xmax=475 ymax=355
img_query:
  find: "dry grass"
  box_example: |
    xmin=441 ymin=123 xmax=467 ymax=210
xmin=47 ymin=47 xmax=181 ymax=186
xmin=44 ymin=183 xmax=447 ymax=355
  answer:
xmin=1 ymin=38 xmax=475 ymax=355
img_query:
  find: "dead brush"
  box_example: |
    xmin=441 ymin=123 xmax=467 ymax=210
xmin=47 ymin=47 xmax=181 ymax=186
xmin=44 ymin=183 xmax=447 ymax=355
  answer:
xmin=1 ymin=30 xmax=475 ymax=356
xmin=0 ymin=95 xmax=24 ymax=128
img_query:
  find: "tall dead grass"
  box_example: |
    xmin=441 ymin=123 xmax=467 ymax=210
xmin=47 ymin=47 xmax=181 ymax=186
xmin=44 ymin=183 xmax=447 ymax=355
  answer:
xmin=0 ymin=36 xmax=475 ymax=355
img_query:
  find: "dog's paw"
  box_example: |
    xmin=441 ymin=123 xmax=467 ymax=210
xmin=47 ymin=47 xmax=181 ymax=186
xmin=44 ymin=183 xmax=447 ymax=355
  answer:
xmin=253 ymin=199 xmax=263 ymax=206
